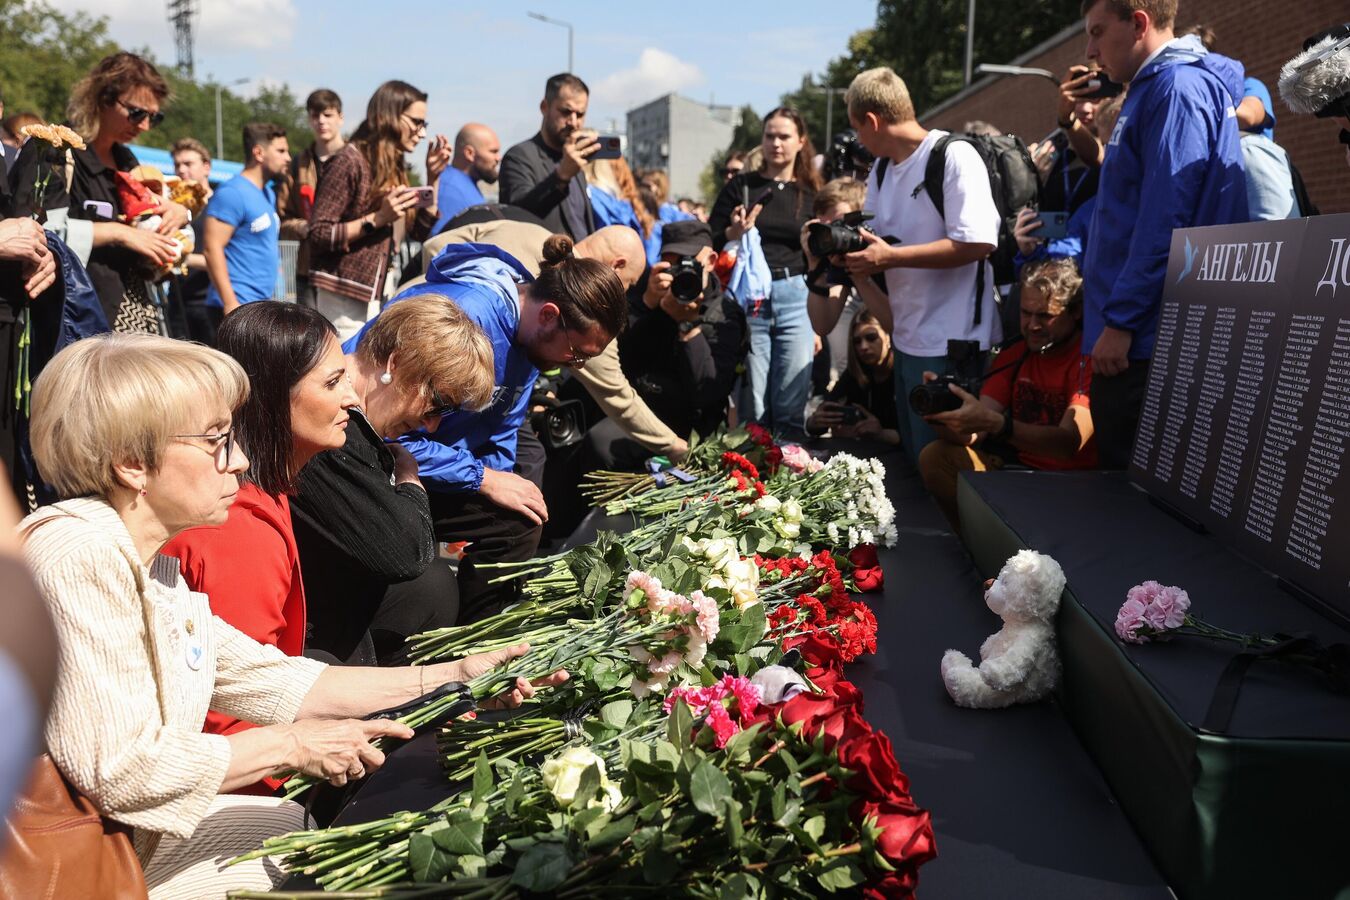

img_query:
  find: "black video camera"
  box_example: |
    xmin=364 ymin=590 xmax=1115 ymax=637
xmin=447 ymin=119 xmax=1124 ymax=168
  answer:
xmin=529 ymin=371 xmax=586 ymax=450
xmin=807 ymin=210 xmax=874 ymax=258
xmin=668 ymin=256 xmax=705 ymax=303
xmin=907 ymin=340 xmax=984 ymax=415
xmin=824 ymin=129 xmax=875 ymax=181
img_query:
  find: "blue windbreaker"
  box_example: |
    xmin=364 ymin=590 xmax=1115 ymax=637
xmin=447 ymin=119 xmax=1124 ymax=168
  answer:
xmin=343 ymin=243 xmax=538 ymax=493
xmin=1082 ymin=35 xmax=1249 ymax=360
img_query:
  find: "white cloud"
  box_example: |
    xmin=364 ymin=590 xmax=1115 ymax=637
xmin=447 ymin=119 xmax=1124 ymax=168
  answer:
xmin=46 ymin=0 xmax=297 ymax=56
xmin=593 ymin=48 xmax=705 ymax=111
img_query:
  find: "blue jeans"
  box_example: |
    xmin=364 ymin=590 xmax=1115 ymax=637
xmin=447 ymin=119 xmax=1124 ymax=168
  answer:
xmin=895 ymin=351 xmax=952 ymax=465
xmin=744 ymin=275 xmax=813 ymax=436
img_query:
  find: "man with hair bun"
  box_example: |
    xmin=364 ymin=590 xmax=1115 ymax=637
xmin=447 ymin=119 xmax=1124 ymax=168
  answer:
xmin=348 ymin=236 xmax=626 ymax=622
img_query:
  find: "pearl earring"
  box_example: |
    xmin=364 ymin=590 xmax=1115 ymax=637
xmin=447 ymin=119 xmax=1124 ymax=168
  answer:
xmin=379 ymin=371 xmax=393 ymax=385
xmin=139 ymin=489 xmax=147 ymax=497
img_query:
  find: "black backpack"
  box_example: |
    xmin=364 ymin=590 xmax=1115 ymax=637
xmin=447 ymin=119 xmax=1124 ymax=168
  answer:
xmin=876 ymin=132 xmax=1040 ymax=324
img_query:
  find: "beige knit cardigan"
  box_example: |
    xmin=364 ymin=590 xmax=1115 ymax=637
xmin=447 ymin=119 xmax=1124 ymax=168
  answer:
xmin=19 ymin=497 xmax=326 ymax=851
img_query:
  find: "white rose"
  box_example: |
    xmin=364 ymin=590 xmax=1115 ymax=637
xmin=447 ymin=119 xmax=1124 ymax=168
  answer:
xmin=755 ymin=495 xmax=782 ymax=514
xmin=724 ymin=558 xmax=760 ymax=591
xmin=773 ymin=518 xmax=801 ymax=540
xmin=541 ymin=747 xmax=614 ymax=809
xmin=781 ymin=499 xmax=803 ymax=523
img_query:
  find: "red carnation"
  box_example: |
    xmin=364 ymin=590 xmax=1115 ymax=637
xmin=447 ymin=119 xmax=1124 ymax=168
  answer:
xmin=849 ymin=544 xmax=884 ymax=592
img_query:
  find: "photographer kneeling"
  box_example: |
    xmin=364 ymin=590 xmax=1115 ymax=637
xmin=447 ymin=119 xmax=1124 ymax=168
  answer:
xmin=806 ymin=311 xmax=899 ymax=446
xmin=918 ymin=258 xmax=1097 ymax=531
xmin=588 ymin=220 xmax=746 ymax=469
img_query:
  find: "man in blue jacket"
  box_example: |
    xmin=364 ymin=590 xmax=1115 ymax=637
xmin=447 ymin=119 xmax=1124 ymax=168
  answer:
xmin=1080 ymin=0 xmax=1248 ymax=468
xmin=346 ymin=241 xmax=626 ymax=621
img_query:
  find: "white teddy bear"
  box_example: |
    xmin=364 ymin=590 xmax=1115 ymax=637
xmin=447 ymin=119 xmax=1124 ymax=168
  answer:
xmin=940 ymin=550 xmax=1066 ymax=709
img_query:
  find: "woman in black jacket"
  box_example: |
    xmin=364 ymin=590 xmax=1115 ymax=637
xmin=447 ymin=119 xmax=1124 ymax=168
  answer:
xmin=291 ymin=295 xmax=495 ymax=663
xmin=807 ymin=310 xmax=900 ymax=446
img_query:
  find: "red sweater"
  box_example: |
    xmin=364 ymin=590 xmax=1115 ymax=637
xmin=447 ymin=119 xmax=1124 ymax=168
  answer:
xmin=163 ymin=482 xmax=307 ymax=740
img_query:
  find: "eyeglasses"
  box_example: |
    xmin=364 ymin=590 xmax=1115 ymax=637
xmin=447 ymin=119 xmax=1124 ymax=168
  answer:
xmin=723 ymin=167 xmax=743 ymax=176
xmin=556 ymin=309 xmax=594 ymax=369
xmin=423 ymin=385 xmax=458 ymax=421
xmin=173 ymin=428 xmax=235 ymax=468
xmin=115 ymin=98 xmax=164 ymax=128
xmin=402 ymin=114 xmax=428 ymax=134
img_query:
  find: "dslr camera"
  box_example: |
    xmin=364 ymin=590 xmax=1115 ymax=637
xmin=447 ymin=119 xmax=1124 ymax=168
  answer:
xmin=529 ymin=371 xmax=586 ymax=450
xmin=806 ymin=210 xmax=874 ymax=258
xmin=908 ymin=340 xmax=984 ymax=416
xmin=667 ymin=256 xmax=705 ymax=303
xmin=824 ymin=129 xmax=875 ymax=181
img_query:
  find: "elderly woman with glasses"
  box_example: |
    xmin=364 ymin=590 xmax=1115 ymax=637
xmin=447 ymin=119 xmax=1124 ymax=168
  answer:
xmin=10 ymin=52 xmax=190 ymax=332
xmin=20 ymin=334 xmax=559 ymax=897
xmin=307 ymin=80 xmax=452 ymax=339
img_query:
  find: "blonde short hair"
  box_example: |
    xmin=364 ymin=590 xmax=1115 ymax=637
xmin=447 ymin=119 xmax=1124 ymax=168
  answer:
xmin=354 ymin=296 xmax=496 ymax=412
xmin=30 ymin=335 xmax=249 ymax=499
xmin=813 ymin=178 xmax=866 ymax=217
xmin=846 ymin=67 xmax=916 ymax=125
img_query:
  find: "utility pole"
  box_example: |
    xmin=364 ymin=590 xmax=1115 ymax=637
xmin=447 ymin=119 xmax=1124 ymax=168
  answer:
xmin=965 ymin=0 xmax=977 ymax=86
xmin=166 ymin=0 xmax=197 ymax=78
xmin=215 ymin=77 xmax=250 ymax=161
xmin=527 ymin=12 xmax=575 ymax=73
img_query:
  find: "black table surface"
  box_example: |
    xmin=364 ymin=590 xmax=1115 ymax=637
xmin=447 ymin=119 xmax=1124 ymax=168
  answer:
xmin=297 ymin=445 xmax=1171 ymax=898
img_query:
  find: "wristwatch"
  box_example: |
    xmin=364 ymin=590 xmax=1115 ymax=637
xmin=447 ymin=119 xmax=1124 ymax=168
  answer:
xmin=996 ymin=410 xmax=1015 ymax=441
xmin=1058 ymin=112 xmax=1077 ymax=130
xmin=677 ymin=319 xmax=703 ymax=335
xmin=360 ymin=216 xmax=376 ymax=236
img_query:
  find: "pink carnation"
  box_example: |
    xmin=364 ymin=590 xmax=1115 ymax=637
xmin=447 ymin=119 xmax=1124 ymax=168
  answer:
xmin=1134 ymin=581 xmax=1190 ymax=632
xmin=780 ymin=444 xmax=814 ymax=474
xmin=626 ymin=570 xmax=664 ymax=598
xmin=689 ymin=590 xmax=721 ymax=642
xmin=705 ymin=702 xmax=738 ymax=748
xmin=1115 ymin=596 xmax=1150 ymax=644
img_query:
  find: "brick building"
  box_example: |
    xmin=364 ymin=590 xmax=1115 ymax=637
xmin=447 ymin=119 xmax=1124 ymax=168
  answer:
xmin=922 ymin=0 xmax=1348 ymax=214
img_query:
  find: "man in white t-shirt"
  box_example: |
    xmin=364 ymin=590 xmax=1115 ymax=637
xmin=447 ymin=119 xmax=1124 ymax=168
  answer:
xmin=841 ymin=66 xmax=1000 ymax=463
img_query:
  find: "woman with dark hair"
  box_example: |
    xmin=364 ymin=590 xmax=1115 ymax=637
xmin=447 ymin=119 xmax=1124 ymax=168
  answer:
xmin=806 ymin=310 xmax=899 ymax=445
xmin=10 ymin=51 xmax=189 ymax=332
xmin=307 ymin=80 xmax=452 ymax=339
xmin=709 ymin=107 xmax=820 ymax=438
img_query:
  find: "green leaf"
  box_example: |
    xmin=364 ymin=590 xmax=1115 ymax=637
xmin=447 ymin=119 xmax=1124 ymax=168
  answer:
xmin=721 ymin=722 xmax=763 ymax=764
xmin=510 ymin=841 xmax=575 ymax=892
xmin=504 ymin=769 xmax=525 ymax=815
xmin=668 ymin=700 xmax=694 ymax=750
xmin=652 ymin=739 xmax=681 ymax=768
xmin=815 ymin=859 xmax=865 ymax=892
xmin=431 ymin=810 xmax=484 ymax=856
xmin=642 ymin=847 xmax=681 ymax=885
xmin=455 ymin=853 xmax=486 ymax=879
xmin=720 ymin=872 xmax=761 ymax=899
xmin=582 ymin=560 xmax=612 ymax=600
xmin=408 ymin=832 xmax=452 ymax=882
xmin=737 ymin=603 xmax=767 ymax=649
xmin=471 ymin=751 xmax=492 ymax=804
xmin=725 ymin=797 xmax=744 ymax=848
xmin=589 ymin=814 xmax=634 ymax=851
xmin=689 ymin=758 xmax=733 ymax=817
xmin=621 ymin=737 xmax=654 ymax=767
xmin=802 ymin=815 xmax=825 ymax=843
xmin=574 ymin=763 xmax=602 ymax=809
xmin=600 ymin=698 xmax=634 ymax=728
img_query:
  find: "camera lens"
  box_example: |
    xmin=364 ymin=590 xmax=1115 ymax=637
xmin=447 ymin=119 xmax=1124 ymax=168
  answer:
xmin=669 ymin=257 xmax=704 ymax=303
xmin=908 ymin=381 xmax=963 ymax=416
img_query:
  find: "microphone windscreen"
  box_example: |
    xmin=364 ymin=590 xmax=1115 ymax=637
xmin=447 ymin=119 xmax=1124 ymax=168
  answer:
xmin=1279 ymin=32 xmax=1350 ymax=116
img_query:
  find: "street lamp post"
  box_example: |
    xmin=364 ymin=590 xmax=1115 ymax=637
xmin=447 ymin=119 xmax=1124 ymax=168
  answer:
xmin=964 ymin=0 xmax=977 ymax=86
xmin=527 ymin=12 xmax=574 ymax=73
xmin=215 ymin=76 xmax=250 ymax=160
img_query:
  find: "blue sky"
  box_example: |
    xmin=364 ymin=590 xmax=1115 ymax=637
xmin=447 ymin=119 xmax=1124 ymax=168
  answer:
xmin=54 ymin=1 xmax=879 ymax=162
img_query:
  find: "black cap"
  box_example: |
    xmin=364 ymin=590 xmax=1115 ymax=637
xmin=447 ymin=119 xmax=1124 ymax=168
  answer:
xmin=660 ymin=220 xmax=713 ymax=258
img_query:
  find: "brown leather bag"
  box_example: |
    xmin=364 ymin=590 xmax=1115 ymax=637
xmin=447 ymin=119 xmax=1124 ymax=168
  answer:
xmin=0 ymin=754 xmax=148 ymax=900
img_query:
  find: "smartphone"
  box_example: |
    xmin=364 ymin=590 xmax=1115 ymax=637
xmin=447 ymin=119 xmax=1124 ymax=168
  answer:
xmin=409 ymin=185 xmax=435 ymax=209
xmin=1080 ymin=75 xmax=1124 ymax=100
xmin=750 ymin=187 xmax=776 ymax=209
xmin=83 ymin=199 xmax=115 ymax=220
xmin=1037 ymin=210 xmax=1070 ymax=241
xmin=591 ymin=134 xmax=623 ymax=160
xmin=838 ymin=405 xmax=865 ymax=426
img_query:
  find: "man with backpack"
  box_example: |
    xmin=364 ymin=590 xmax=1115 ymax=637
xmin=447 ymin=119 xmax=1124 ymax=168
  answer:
xmin=842 ymin=66 xmax=1004 ymax=464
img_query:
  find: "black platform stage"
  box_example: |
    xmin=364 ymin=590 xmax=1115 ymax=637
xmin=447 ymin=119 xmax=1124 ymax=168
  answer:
xmin=959 ymin=468 xmax=1350 ymax=900
xmin=295 ymin=451 xmax=1177 ymax=898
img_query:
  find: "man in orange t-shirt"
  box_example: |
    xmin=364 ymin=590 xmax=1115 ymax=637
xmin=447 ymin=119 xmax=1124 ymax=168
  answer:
xmin=918 ymin=257 xmax=1097 ymax=530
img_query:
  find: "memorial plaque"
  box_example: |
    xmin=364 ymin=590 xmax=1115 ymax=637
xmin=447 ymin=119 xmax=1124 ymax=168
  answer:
xmin=1130 ymin=215 xmax=1350 ymax=624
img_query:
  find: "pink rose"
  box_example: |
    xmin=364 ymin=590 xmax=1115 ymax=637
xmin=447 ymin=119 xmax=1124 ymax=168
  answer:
xmin=780 ymin=444 xmax=816 ymax=474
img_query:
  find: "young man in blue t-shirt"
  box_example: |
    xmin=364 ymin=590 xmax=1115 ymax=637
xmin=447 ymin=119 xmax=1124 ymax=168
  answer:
xmin=202 ymin=122 xmax=289 ymax=313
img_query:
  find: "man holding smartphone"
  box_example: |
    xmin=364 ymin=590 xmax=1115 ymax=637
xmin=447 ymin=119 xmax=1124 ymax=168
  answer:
xmin=499 ymin=73 xmax=596 ymax=239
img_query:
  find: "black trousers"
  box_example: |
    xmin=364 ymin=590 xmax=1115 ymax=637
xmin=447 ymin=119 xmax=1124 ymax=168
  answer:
xmin=1089 ymin=358 xmax=1151 ymax=470
xmin=582 ymin=416 xmax=653 ymax=472
xmin=429 ymin=489 xmax=542 ymax=624
xmin=367 ymin=561 xmax=459 ymax=665
xmin=182 ymin=301 xmax=223 ymax=346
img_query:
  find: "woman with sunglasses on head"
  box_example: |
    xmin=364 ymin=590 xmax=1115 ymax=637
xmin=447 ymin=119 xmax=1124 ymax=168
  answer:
xmin=10 ymin=52 xmax=189 ymax=332
xmin=308 ymin=80 xmax=452 ymax=340
xmin=806 ymin=310 xmax=900 ymax=446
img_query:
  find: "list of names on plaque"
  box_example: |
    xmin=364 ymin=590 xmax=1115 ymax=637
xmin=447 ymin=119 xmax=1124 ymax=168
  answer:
xmin=1240 ymin=310 xmax=1283 ymax=543
xmin=1204 ymin=307 xmax=1240 ymax=517
xmin=1284 ymin=318 xmax=1350 ymax=572
xmin=1179 ymin=304 xmax=1216 ymax=500
xmin=1131 ymin=301 xmax=1178 ymax=474
xmin=1259 ymin=313 xmax=1322 ymax=564
xmin=1156 ymin=303 xmax=1203 ymax=487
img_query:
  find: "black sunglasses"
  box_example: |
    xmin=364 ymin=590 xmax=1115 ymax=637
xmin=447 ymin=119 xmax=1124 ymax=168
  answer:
xmin=424 ymin=385 xmax=457 ymax=420
xmin=116 ymin=98 xmax=164 ymax=128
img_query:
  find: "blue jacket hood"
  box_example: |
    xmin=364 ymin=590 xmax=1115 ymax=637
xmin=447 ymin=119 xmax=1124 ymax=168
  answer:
xmin=425 ymin=242 xmax=535 ymax=296
xmin=1137 ymin=34 xmax=1246 ymax=107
